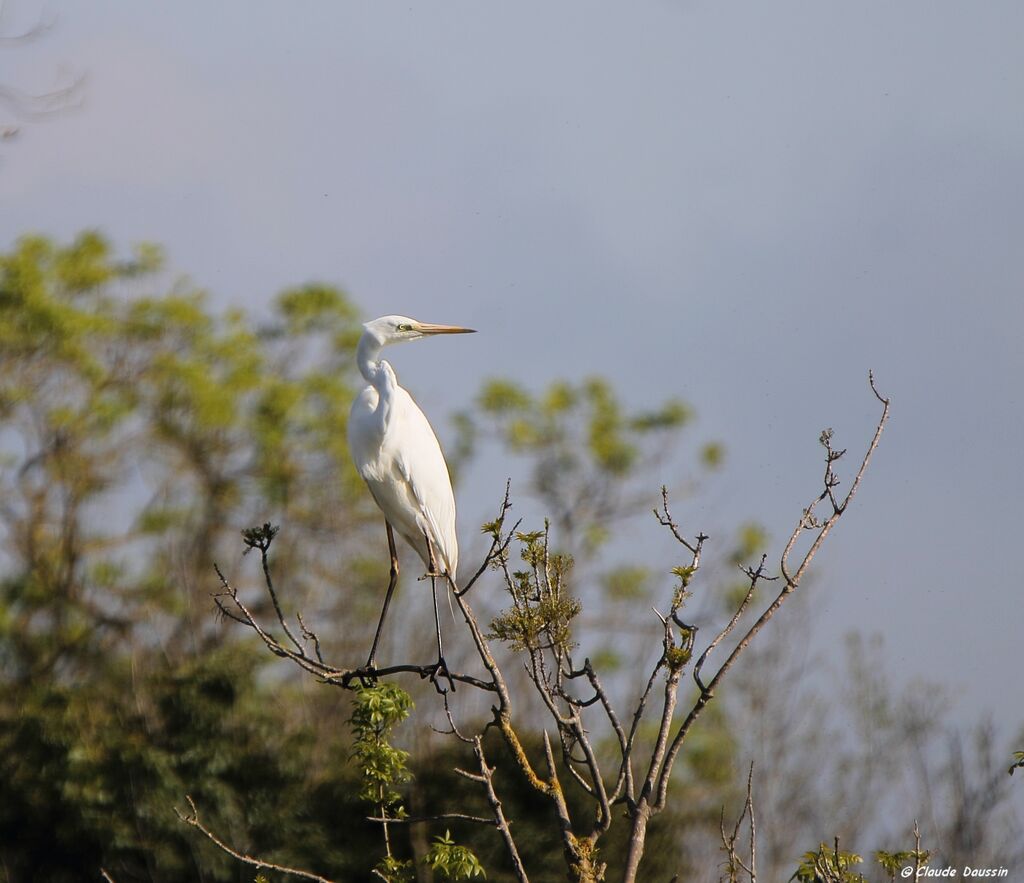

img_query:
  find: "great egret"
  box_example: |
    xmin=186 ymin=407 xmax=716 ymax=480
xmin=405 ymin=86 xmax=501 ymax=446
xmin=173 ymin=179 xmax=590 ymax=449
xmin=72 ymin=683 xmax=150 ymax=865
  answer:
xmin=348 ymin=314 xmax=475 ymax=677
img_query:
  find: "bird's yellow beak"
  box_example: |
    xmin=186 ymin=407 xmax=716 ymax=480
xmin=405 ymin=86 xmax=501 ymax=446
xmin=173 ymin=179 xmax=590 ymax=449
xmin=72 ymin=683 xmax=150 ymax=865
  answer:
xmin=416 ymin=323 xmax=476 ymax=335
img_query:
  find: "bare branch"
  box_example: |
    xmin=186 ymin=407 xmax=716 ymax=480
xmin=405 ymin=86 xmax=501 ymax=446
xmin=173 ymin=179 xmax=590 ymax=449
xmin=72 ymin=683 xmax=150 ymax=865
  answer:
xmin=366 ymin=812 xmax=495 ymax=826
xmin=337 ymin=662 xmax=497 ymax=693
xmin=296 ymin=610 xmax=324 ymax=664
xmin=719 ymin=762 xmax=757 ymax=883
xmin=748 ymin=765 xmax=757 ymax=883
xmin=693 ymin=556 xmax=773 ymax=693
xmin=241 ymin=523 xmax=304 ymax=655
xmin=912 ymin=821 xmax=924 ymax=881
xmin=214 ymin=559 xmax=497 ymax=693
xmin=574 ymin=719 xmax=612 ymax=833
xmin=472 ymin=736 xmax=530 ymax=883
xmin=620 ymin=657 xmax=664 ymax=805
xmin=640 ymin=667 xmax=682 ymax=805
xmin=175 ymin=795 xmax=335 ymax=883
xmin=457 ymin=480 xmax=520 ymax=598
xmin=581 ymin=660 xmax=634 ymax=803
xmin=654 ymin=485 xmax=708 ymax=558
xmin=654 ymin=375 xmax=890 ymax=811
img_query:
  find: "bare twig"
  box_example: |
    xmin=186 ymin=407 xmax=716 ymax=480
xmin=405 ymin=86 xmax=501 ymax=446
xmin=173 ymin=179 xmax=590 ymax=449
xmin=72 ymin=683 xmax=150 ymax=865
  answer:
xmin=367 ymin=812 xmax=495 ymax=826
xmin=457 ymin=480 xmax=521 ymax=597
xmin=579 ymin=660 xmax=633 ymax=803
xmin=212 ymin=562 xmax=496 ymax=692
xmin=654 ymin=375 xmax=890 ymax=811
xmin=720 ymin=762 xmax=757 ymax=883
xmin=619 ymin=375 xmax=889 ymax=883
xmin=296 ymin=610 xmax=324 ymax=664
xmin=693 ymin=556 xmax=774 ymax=693
xmin=654 ymin=485 xmax=708 ymax=558
xmin=175 ymin=795 xmax=335 ymax=883
xmin=241 ymin=523 xmax=304 ymax=655
xmin=748 ymin=766 xmax=757 ymax=883
xmin=432 ymin=691 xmax=475 ymax=744
xmin=472 ymin=735 xmax=530 ymax=883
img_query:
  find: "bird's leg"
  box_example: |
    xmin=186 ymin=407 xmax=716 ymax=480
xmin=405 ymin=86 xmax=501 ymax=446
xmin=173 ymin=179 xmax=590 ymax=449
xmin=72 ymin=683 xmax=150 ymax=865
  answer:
xmin=424 ymin=534 xmax=454 ymax=694
xmin=429 ymin=576 xmax=454 ymax=694
xmin=364 ymin=521 xmax=400 ymax=672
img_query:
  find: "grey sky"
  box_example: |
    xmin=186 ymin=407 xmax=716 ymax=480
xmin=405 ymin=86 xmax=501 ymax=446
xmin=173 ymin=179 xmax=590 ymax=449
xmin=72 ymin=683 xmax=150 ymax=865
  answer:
xmin=3 ymin=0 xmax=1021 ymax=757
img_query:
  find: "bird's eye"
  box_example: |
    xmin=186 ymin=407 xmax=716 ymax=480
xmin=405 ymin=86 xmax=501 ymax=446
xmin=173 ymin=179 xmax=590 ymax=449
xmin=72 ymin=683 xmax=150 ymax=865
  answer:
xmin=397 ymin=323 xmax=412 ymax=332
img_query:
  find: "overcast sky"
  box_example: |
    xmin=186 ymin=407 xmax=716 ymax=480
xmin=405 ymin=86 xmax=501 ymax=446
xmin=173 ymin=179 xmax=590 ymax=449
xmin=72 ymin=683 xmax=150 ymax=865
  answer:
xmin=2 ymin=0 xmax=1021 ymax=759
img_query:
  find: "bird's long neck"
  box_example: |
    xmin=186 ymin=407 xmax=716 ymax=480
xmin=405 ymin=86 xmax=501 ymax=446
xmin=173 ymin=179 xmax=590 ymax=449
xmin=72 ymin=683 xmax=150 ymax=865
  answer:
xmin=357 ymin=332 xmax=398 ymax=400
xmin=357 ymin=333 xmax=386 ymax=386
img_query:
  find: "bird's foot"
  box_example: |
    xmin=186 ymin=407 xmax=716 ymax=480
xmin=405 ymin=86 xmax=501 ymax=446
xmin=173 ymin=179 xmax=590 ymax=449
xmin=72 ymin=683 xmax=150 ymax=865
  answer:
xmin=425 ymin=656 xmax=455 ymax=694
xmin=417 ymin=570 xmax=445 ymax=582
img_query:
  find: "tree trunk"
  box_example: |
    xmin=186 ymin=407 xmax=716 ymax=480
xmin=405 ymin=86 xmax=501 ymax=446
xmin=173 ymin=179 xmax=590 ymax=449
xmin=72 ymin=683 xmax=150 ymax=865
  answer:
xmin=621 ymin=805 xmax=650 ymax=883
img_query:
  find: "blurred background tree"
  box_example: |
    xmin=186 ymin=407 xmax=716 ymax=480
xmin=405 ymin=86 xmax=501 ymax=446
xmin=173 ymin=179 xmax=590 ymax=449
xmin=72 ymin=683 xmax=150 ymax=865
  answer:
xmin=0 ymin=231 xmax=384 ymax=880
xmin=0 ymin=233 xmax=1020 ymax=881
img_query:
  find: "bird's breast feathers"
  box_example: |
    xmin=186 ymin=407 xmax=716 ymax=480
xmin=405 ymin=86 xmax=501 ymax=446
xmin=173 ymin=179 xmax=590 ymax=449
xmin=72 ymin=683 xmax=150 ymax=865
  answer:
xmin=348 ymin=383 xmax=459 ymax=576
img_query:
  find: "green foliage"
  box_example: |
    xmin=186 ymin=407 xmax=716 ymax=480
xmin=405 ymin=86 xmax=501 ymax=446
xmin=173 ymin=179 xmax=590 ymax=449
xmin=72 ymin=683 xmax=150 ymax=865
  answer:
xmin=664 ymin=642 xmax=693 ymax=672
xmin=375 ymin=855 xmax=417 ymax=882
xmin=602 ymin=564 xmax=650 ymax=601
xmin=275 ymin=283 xmax=359 ymax=334
xmin=1010 ymin=750 xmax=1024 ymax=775
xmin=0 ymin=231 xmax=375 ymax=683
xmin=700 ymin=440 xmax=725 ymax=468
xmin=589 ymin=646 xmax=622 ymax=671
xmin=730 ymin=522 xmax=768 ymax=566
xmin=662 ymin=566 xmax=696 ymax=673
xmin=875 ymin=849 xmax=930 ymax=881
xmin=720 ymin=522 xmax=769 ymax=610
xmin=0 ymin=232 xmax=390 ymax=879
xmin=489 ymin=525 xmax=581 ymax=653
xmin=425 ymin=830 xmax=487 ymax=879
xmin=792 ymin=843 xmax=865 ymax=883
xmin=792 ymin=840 xmax=931 ymax=883
xmin=0 ymin=647 xmax=375 ymax=881
xmin=349 ymin=683 xmax=414 ymax=809
xmin=458 ymin=376 xmax=700 ymax=557
xmin=478 ymin=378 xmax=534 ymax=413
xmin=241 ymin=521 xmax=280 ymax=553
xmin=349 ymin=686 xmax=484 ymax=881
xmin=671 ymin=564 xmax=697 ymax=587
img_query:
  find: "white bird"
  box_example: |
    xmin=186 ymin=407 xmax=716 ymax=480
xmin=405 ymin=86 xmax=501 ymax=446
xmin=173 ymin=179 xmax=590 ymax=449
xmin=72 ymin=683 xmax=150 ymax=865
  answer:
xmin=348 ymin=314 xmax=475 ymax=674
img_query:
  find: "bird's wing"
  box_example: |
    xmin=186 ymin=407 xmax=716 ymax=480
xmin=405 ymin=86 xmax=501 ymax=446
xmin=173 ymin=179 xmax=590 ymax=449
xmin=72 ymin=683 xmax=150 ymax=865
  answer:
xmin=390 ymin=387 xmax=459 ymax=578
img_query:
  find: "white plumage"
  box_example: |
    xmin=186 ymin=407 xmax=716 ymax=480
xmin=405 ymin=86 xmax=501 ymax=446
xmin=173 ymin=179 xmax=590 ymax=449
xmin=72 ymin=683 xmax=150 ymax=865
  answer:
xmin=349 ymin=376 xmax=458 ymax=577
xmin=347 ymin=315 xmax=474 ymax=670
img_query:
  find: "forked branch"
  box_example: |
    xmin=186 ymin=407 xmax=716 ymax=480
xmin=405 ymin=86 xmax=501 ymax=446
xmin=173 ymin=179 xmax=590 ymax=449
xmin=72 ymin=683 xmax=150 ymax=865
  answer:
xmin=618 ymin=374 xmax=888 ymax=882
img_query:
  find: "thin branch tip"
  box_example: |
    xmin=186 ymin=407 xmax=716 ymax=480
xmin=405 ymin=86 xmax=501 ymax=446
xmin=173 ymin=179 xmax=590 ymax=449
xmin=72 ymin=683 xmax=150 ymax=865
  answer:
xmin=868 ymin=369 xmax=890 ymax=404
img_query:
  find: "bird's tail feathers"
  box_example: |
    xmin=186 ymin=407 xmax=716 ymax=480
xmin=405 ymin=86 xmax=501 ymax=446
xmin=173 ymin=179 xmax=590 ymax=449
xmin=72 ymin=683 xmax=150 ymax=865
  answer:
xmin=445 ymin=574 xmax=458 ymax=625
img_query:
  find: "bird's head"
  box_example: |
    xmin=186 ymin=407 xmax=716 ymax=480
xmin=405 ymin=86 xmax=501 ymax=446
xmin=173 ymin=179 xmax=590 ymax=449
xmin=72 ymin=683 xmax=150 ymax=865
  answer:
xmin=362 ymin=315 xmax=476 ymax=347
